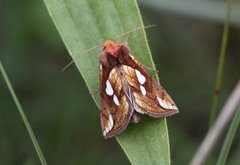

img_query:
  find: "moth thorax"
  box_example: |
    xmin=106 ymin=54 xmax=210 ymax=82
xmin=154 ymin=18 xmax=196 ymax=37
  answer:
xmin=107 ymin=55 xmax=119 ymax=67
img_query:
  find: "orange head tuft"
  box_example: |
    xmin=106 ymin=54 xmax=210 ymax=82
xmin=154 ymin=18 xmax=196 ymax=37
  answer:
xmin=104 ymin=40 xmax=116 ymax=48
xmin=103 ymin=40 xmax=119 ymax=55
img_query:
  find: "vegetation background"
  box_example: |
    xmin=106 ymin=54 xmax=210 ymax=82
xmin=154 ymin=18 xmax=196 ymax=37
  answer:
xmin=0 ymin=0 xmax=239 ymax=164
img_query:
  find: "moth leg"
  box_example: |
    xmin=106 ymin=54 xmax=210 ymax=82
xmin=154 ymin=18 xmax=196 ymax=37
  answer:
xmin=130 ymin=112 xmax=141 ymax=123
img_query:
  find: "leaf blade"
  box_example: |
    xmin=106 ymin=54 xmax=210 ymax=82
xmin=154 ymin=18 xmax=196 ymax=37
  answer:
xmin=43 ymin=0 xmax=171 ymax=164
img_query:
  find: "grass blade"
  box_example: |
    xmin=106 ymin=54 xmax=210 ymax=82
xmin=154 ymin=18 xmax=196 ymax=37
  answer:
xmin=43 ymin=0 xmax=171 ymax=164
xmin=0 ymin=60 xmax=47 ymax=165
xmin=209 ymin=0 xmax=232 ymax=127
xmin=190 ymin=81 xmax=240 ymax=165
xmin=217 ymin=106 xmax=240 ymax=165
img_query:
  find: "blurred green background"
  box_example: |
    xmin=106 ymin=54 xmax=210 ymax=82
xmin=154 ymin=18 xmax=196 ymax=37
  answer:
xmin=0 ymin=0 xmax=240 ymax=164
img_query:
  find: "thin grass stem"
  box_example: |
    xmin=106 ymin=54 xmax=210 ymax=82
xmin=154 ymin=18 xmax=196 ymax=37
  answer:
xmin=217 ymin=106 xmax=240 ymax=165
xmin=209 ymin=0 xmax=232 ymax=127
xmin=0 ymin=60 xmax=47 ymax=165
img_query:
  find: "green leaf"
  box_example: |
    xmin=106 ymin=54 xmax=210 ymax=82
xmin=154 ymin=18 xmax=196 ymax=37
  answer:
xmin=43 ymin=0 xmax=170 ymax=164
xmin=217 ymin=106 xmax=240 ymax=165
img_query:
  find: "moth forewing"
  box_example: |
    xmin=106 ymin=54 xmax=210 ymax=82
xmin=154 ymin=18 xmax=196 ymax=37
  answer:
xmin=100 ymin=64 xmax=134 ymax=138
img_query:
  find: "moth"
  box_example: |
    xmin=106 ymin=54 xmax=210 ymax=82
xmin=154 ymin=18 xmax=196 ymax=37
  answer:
xmin=100 ymin=40 xmax=179 ymax=139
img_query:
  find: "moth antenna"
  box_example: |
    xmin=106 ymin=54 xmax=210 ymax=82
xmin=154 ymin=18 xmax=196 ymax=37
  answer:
xmin=114 ymin=24 xmax=156 ymax=42
xmin=62 ymin=25 xmax=155 ymax=73
xmin=123 ymin=33 xmax=130 ymax=44
xmin=145 ymin=66 xmax=159 ymax=73
xmin=61 ymin=44 xmax=102 ymax=73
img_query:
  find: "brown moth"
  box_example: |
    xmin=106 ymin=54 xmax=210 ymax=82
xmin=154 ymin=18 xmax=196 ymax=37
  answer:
xmin=100 ymin=40 xmax=178 ymax=139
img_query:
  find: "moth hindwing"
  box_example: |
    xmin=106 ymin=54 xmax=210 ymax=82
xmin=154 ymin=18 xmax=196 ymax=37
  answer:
xmin=99 ymin=40 xmax=178 ymax=138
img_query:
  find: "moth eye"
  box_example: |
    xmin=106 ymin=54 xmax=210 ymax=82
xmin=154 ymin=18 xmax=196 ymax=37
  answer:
xmin=135 ymin=69 xmax=146 ymax=85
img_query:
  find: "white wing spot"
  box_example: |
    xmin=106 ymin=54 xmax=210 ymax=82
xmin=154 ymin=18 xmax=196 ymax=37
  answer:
xmin=108 ymin=114 xmax=114 ymax=130
xmin=113 ymin=95 xmax=120 ymax=106
xmin=106 ymin=80 xmax=114 ymax=96
xmin=140 ymin=85 xmax=146 ymax=96
xmin=157 ymin=97 xmax=164 ymax=107
xmin=167 ymin=103 xmax=173 ymax=109
xmin=103 ymin=114 xmax=114 ymax=136
xmin=103 ymin=127 xmax=109 ymax=136
xmin=157 ymin=97 xmax=177 ymax=110
xmin=157 ymin=97 xmax=168 ymax=109
xmin=100 ymin=64 xmax=102 ymax=70
xmin=162 ymin=100 xmax=169 ymax=109
xmin=135 ymin=69 xmax=146 ymax=84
